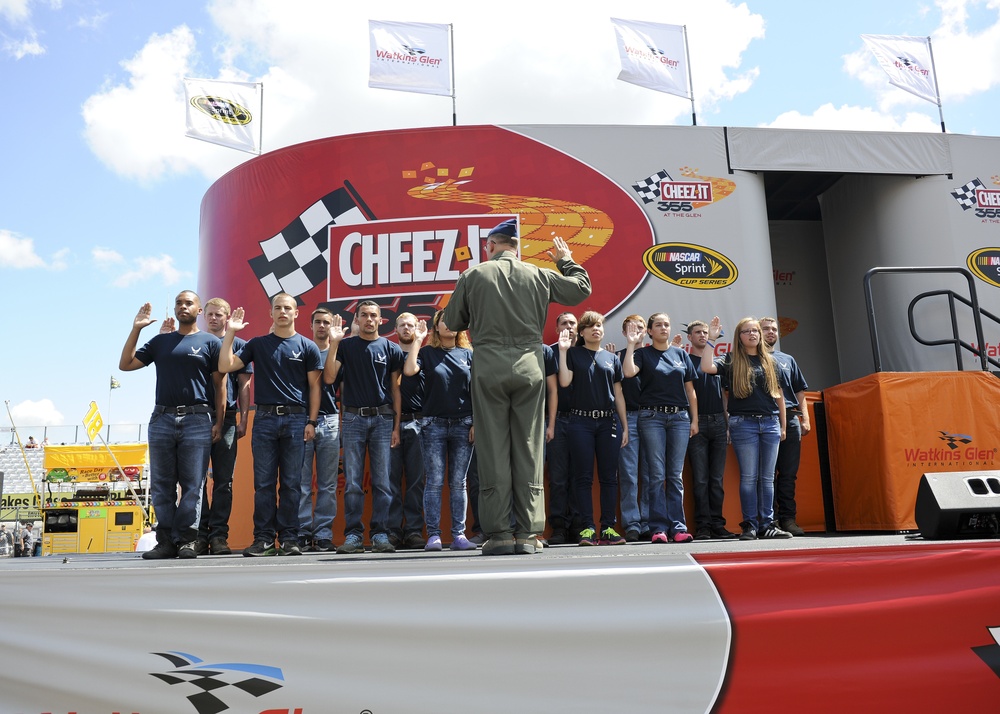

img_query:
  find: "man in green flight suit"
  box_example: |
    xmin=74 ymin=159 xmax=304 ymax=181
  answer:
xmin=442 ymin=218 xmax=591 ymax=555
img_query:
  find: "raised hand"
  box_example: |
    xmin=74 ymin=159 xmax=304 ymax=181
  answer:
xmin=159 ymin=317 xmax=177 ymax=334
xmin=133 ymin=303 xmax=156 ymax=331
xmin=604 ymin=341 xmax=617 ymax=352
xmin=557 ymin=328 xmax=573 ymax=351
xmin=350 ymin=315 xmax=360 ymax=337
xmin=625 ymin=320 xmax=644 ymax=347
xmin=671 ymin=334 xmax=683 ymax=348
xmin=709 ymin=316 xmax=722 ymax=341
xmin=546 ymin=236 xmax=572 ymax=263
xmin=228 ymin=307 xmax=249 ymax=333
xmin=414 ymin=319 xmax=429 ymax=344
xmin=330 ymin=314 xmax=348 ymax=342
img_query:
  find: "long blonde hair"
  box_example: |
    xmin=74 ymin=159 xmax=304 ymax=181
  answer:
xmin=429 ymin=310 xmax=472 ymax=349
xmin=729 ymin=317 xmax=780 ymax=400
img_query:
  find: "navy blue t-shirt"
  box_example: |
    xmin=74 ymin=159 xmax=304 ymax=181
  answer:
xmin=714 ymin=353 xmax=779 ymax=415
xmin=692 ymin=353 xmax=725 ymax=415
xmin=633 ymin=345 xmax=696 ymax=408
xmin=335 ymin=336 xmax=404 ymax=409
xmin=399 ymin=346 xmax=425 ymax=414
xmin=771 ymin=349 xmax=809 ymax=409
xmin=224 ymin=335 xmax=253 ymax=410
xmin=136 ymin=331 xmax=221 ymax=407
xmin=564 ymin=347 xmax=622 ymax=412
xmin=237 ymin=333 xmax=322 ymax=407
xmin=616 ymin=347 xmax=641 ymax=411
xmin=418 ymin=346 xmax=473 ymax=418
xmin=548 ymin=342 xmax=573 ymax=413
xmin=317 ymin=348 xmax=341 ymax=415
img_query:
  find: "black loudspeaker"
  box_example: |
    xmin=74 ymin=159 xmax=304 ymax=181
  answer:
xmin=915 ymin=471 xmax=1000 ymax=539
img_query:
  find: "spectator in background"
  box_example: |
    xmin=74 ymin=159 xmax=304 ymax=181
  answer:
xmin=0 ymin=524 xmax=12 ymax=557
xmin=20 ymin=522 xmax=34 ymax=557
xmin=25 ymin=437 xmax=39 ymax=449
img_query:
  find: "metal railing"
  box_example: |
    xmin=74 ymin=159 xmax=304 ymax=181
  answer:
xmin=2 ymin=424 xmax=146 ymax=446
xmin=864 ymin=266 xmax=993 ymax=372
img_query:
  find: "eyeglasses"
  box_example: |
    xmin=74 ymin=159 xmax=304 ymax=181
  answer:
xmin=740 ymin=329 xmax=760 ymax=335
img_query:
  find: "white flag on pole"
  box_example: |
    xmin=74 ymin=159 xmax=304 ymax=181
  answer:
xmin=612 ymin=18 xmax=690 ymax=99
xmin=184 ymin=78 xmax=262 ymax=154
xmin=369 ymin=20 xmax=453 ymax=97
xmin=860 ymin=34 xmax=939 ymax=105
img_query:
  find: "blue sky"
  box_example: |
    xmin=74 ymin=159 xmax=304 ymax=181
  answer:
xmin=2 ymin=0 xmax=999 ymax=436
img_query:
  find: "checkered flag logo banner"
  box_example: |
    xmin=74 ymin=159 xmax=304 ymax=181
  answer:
xmin=149 ymin=651 xmax=284 ymax=714
xmin=248 ymin=186 xmax=368 ymax=300
xmin=631 ymin=169 xmax=673 ymax=204
xmin=951 ymin=178 xmax=984 ymax=211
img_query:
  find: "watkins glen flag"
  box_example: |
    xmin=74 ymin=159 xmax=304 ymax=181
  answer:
xmin=861 ymin=34 xmax=939 ymax=105
xmin=369 ymin=20 xmax=453 ymax=97
xmin=612 ymin=18 xmax=690 ymax=99
xmin=184 ymin=78 xmax=262 ymax=154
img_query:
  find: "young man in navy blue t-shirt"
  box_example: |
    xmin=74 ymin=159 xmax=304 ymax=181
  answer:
xmin=119 ymin=291 xmax=225 ymax=560
xmin=324 ymin=300 xmax=404 ymax=554
xmin=220 ymin=293 xmax=322 ymax=557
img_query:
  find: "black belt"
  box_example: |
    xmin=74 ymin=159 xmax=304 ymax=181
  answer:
xmin=788 ymin=409 xmax=803 ymax=417
xmin=400 ymin=412 xmax=423 ymax=422
xmin=256 ymin=404 xmax=306 ymax=415
xmin=700 ymin=413 xmax=727 ymax=420
xmin=644 ymin=405 xmax=686 ymax=414
xmin=154 ymin=405 xmax=212 ymax=415
xmin=557 ymin=411 xmax=572 ymax=419
xmin=738 ymin=413 xmax=777 ymax=419
xmin=570 ymin=409 xmax=615 ymax=419
xmin=344 ymin=405 xmax=394 ymax=417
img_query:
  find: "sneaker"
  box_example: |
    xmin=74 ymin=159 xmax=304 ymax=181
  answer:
xmin=337 ymin=534 xmax=365 ymax=554
xmin=514 ymin=536 xmax=538 ymax=555
xmin=209 ymin=537 xmax=232 ymax=555
xmin=451 ymin=535 xmax=477 ymax=551
xmin=694 ymin=530 xmax=712 ymax=541
xmin=482 ymin=535 xmax=516 ymax=556
xmin=711 ymin=528 xmax=738 ymax=540
xmin=278 ymin=540 xmax=303 ymax=555
xmin=546 ymin=529 xmax=568 ymax=546
xmin=779 ymin=519 xmax=806 ymax=537
xmin=141 ymin=542 xmax=178 ymax=560
xmin=759 ymin=523 xmax=793 ymax=539
xmin=638 ymin=530 xmax=653 ymax=542
xmin=578 ymin=528 xmax=598 ymax=546
xmin=425 ymin=535 xmax=443 ymax=551
xmin=672 ymin=532 xmax=694 ymax=543
xmin=625 ymin=529 xmax=640 ymax=543
xmin=651 ymin=531 xmax=669 ymax=544
xmin=599 ymin=527 xmax=626 ymax=545
xmin=371 ymin=533 xmax=396 ymax=553
xmin=313 ymin=539 xmax=335 ymax=552
xmin=469 ymin=532 xmax=487 ymax=546
xmin=388 ymin=532 xmax=404 ymax=549
xmin=193 ymin=539 xmax=210 ymax=556
xmin=738 ymin=522 xmax=757 ymax=541
xmin=177 ymin=541 xmax=199 ymax=559
xmin=404 ymin=532 xmax=427 ymax=550
xmin=243 ymin=540 xmax=276 ymax=557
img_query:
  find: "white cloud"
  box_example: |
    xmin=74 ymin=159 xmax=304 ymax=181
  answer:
xmin=9 ymin=399 xmax=64 ymax=427
xmin=110 ymin=254 xmax=187 ymax=288
xmin=3 ymin=30 xmax=43 ymax=58
xmin=75 ymin=11 xmax=107 ymax=31
xmin=91 ymin=246 xmax=124 ymax=265
xmin=0 ymin=0 xmax=31 ymax=24
xmin=0 ymin=229 xmax=68 ymax=269
xmin=765 ymin=103 xmax=942 ymax=132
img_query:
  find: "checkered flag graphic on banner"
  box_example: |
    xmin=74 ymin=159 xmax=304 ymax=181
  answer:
xmin=150 ymin=652 xmax=284 ymax=714
xmin=631 ymin=169 xmax=673 ymax=204
xmin=951 ymin=178 xmax=984 ymax=211
xmin=248 ymin=186 xmax=369 ymax=301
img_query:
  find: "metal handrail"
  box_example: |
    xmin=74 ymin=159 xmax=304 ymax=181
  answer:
xmin=864 ymin=266 xmax=989 ymax=372
xmin=907 ymin=289 xmax=1000 ymax=371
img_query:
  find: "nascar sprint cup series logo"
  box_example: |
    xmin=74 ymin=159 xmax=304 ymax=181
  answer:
xmin=642 ymin=242 xmax=738 ymax=289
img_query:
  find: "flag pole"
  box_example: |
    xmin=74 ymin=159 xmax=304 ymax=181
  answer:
xmin=257 ymin=81 xmax=265 ymax=153
xmin=683 ymin=25 xmax=697 ymax=126
xmin=449 ymin=23 xmax=457 ymax=126
xmin=926 ymin=36 xmax=945 ymax=133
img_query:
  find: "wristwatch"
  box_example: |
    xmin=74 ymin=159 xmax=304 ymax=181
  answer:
xmin=307 ymin=419 xmax=318 ymax=427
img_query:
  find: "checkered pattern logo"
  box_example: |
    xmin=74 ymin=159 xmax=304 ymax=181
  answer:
xmin=248 ymin=185 xmax=369 ymax=301
xmin=631 ymin=169 xmax=673 ymax=204
xmin=951 ymin=178 xmax=984 ymax=211
xmin=973 ymin=626 xmax=1000 ymax=680
xmin=149 ymin=651 xmax=284 ymax=714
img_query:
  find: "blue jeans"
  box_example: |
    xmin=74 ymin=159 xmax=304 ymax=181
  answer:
xmin=545 ymin=414 xmax=574 ymax=532
xmin=617 ymin=410 xmax=647 ymax=533
xmin=299 ymin=413 xmax=340 ymax=541
xmin=420 ymin=416 xmax=473 ymax=538
xmin=147 ymin=410 xmax=212 ymax=546
xmin=568 ymin=415 xmax=622 ymax=531
xmin=687 ymin=413 xmax=729 ymax=532
xmin=729 ymin=414 xmax=781 ymax=529
xmin=775 ymin=416 xmax=802 ymax=521
xmin=341 ymin=411 xmax=393 ymax=539
xmin=637 ymin=410 xmax=691 ymax=535
xmin=389 ymin=419 xmax=426 ymax=537
xmin=250 ymin=411 xmax=306 ymax=544
xmin=200 ymin=412 xmax=238 ymax=540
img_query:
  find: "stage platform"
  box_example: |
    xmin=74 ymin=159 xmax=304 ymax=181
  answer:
xmin=2 ymin=533 xmax=998 ymax=714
